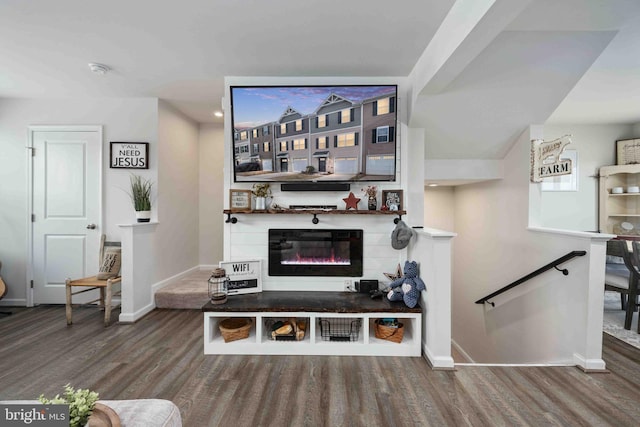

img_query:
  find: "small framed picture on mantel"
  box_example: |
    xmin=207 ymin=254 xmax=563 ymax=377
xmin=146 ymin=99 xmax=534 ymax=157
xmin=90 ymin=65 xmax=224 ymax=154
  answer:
xmin=229 ymin=189 xmax=252 ymax=213
xmin=110 ymin=142 xmax=149 ymax=169
xmin=382 ymin=189 xmax=403 ymax=211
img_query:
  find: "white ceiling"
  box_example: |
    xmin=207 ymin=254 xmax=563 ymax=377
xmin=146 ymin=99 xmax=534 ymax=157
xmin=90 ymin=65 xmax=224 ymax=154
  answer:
xmin=1 ymin=0 xmax=640 ymax=159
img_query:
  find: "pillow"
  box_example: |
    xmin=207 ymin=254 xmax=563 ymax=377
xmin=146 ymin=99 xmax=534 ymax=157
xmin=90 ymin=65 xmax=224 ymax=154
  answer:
xmin=97 ymin=246 xmax=121 ymax=280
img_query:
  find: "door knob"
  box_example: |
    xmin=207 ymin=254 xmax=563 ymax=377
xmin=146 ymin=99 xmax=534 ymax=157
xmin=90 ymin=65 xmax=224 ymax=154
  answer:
xmin=86 ymin=224 xmax=97 ymax=230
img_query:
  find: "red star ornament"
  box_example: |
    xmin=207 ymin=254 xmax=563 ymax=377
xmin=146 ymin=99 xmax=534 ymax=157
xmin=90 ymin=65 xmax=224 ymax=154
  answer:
xmin=342 ymin=192 xmax=361 ymax=210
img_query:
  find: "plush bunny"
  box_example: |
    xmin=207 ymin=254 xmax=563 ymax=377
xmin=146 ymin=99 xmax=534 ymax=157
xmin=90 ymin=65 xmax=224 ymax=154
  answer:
xmin=387 ymin=261 xmax=425 ymax=308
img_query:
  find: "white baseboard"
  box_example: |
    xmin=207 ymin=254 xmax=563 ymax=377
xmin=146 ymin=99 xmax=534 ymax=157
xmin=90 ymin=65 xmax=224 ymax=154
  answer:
xmin=573 ymin=353 xmax=607 ymax=371
xmin=199 ymin=264 xmax=218 ymax=271
xmin=422 ymin=343 xmax=455 ymax=370
xmin=119 ymin=302 xmax=154 ymax=323
xmin=0 ymin=298 xmax=27 ymax=306
xmin=451 ymin=338 xmax=474 ymax=363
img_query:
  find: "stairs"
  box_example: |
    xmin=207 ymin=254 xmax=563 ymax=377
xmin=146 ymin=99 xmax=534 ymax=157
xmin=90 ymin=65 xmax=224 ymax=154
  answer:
xmin=155 ymin=270 xmax=211 ymax=309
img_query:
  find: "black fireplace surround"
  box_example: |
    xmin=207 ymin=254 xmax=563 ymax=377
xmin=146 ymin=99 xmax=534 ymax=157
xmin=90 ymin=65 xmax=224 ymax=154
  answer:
xmin=268 ymin=229 xmax=363 ymax=277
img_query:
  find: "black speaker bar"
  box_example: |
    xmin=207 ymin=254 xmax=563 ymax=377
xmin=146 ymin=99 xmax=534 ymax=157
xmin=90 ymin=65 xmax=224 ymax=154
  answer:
xmin=280 ymin=183 xmax=351 ymax=192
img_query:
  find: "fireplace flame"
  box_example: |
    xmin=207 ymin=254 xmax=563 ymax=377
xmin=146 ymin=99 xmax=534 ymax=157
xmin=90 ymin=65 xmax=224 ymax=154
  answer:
xmin=281 ymin=248 xmax=351 ymax=266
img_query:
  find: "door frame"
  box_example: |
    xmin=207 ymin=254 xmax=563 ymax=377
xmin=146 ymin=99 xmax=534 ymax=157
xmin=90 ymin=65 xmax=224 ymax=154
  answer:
xmin=26 ymin=125 xmax=103 ymax=307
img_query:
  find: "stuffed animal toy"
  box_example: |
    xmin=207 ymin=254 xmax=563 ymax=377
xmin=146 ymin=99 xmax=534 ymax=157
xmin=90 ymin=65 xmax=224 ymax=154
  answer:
xmin=387 ymin=260 xmax=425 ymax=308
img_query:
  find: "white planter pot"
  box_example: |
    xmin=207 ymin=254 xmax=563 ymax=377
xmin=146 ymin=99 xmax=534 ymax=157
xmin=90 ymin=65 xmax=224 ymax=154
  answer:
xmin=135 ymin=210 xmax=151 ymax=223
xmin=255 ymin=197 xmax=266 ymax=210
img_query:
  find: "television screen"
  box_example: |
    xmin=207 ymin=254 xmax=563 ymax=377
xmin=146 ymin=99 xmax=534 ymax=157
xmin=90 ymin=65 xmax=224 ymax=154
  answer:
xmin=230 ymin=85 xmax=398 ymax=183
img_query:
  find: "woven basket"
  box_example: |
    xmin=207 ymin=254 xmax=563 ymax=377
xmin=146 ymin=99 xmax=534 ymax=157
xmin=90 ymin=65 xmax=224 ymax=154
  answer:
xmin=374 ymin=319 xmax=404 ymax=343
xmin=219 ymin=317 xmax=252 ymax=343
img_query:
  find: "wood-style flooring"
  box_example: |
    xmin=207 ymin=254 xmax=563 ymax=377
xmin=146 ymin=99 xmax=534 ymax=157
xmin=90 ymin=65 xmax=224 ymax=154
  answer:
xmin=1 ymin=306 xmax=639 ymax=427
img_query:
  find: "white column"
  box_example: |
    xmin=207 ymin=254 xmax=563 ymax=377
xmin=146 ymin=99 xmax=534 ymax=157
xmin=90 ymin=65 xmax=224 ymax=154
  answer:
xmin=118 ymin=222 xmax=159 ymax=322
xmin=409 ymin=228 xmax=456 ymax=369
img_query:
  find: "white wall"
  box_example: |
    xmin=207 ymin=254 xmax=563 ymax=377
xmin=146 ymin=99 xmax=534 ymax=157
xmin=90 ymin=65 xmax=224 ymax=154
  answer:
xmin=452 ymin=127 xmax=607 ymax=365
xmin=424 ymin=186 xmax=455 ymax=231
xmin=155 ymin=101 xmax=200 ymax=280
xmin=199 ymin=124 xmax=225 ymax=266
xmin=0 ymin=97 xmax=158 ymax=304
xmin=538 ymin=124 xmax=634 ymax=231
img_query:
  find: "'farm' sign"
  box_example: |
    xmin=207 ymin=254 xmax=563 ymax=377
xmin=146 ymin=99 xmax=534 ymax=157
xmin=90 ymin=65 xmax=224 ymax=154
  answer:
xmin=530 ymin=135 xmax=572 ymax=182
xmin=110 ymin=142 xmax=149 ymax=169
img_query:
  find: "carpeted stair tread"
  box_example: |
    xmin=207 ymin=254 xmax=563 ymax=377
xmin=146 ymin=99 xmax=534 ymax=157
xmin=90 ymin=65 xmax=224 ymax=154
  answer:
xmin=155 ymin=270 xmax=211 ymax=309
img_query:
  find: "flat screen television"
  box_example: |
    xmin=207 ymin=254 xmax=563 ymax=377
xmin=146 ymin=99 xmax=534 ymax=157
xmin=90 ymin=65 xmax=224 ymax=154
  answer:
xmin=230 ymin=85 xmax=398 ymax=183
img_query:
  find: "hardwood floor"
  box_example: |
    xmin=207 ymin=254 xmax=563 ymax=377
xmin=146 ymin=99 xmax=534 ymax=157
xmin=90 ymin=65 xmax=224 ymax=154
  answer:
xmin=1 ymin=307 xmax=639 ymax=426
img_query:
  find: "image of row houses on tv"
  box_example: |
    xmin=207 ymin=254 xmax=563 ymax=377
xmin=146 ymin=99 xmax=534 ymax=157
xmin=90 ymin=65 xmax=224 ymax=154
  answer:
xmin=231 ymin=86 xmax=397 ymax=181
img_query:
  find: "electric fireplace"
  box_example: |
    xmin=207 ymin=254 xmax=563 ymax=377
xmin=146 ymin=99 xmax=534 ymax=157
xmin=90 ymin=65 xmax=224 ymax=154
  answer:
xmin=268 ymin=229 xmax=363 ymax=277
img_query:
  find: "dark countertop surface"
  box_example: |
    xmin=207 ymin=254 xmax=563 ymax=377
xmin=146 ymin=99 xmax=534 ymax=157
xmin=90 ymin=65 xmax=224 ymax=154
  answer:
xmin=202 ymin=291 xmax=421 ymax=313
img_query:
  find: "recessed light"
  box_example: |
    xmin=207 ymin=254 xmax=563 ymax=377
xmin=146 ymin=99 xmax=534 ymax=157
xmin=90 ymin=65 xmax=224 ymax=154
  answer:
xmin=213 ymin=111 xmax=223 ymax=117
xmin=427 ymin=183 xmax=439 ymax=187
xmin=88 ymin=63 xmax=110 ymax=74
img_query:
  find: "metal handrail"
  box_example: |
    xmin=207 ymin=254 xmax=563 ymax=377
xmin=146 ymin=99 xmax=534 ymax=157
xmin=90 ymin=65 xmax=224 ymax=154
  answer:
xmin=475 ymin=250 xmax=587 ymax=306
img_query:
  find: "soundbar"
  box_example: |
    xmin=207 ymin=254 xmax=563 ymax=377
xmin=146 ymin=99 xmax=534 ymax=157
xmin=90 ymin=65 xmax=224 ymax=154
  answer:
xmin=280 ymin=183 xmax=351 ymax=192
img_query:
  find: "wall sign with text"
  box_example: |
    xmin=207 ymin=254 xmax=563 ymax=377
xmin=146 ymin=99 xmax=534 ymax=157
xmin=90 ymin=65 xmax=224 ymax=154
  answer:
xmin=219 ymin=259 xmax=263 ymax=295
xmin=110 ymin=142 xmax=149 ymax=169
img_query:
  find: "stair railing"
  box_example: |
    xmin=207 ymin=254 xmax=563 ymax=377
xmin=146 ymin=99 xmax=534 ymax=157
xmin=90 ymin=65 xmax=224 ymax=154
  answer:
xmin=475 ymin=250 xmax=587 ymax=306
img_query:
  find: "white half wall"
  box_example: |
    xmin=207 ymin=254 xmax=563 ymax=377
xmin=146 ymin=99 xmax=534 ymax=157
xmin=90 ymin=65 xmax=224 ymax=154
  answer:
xmin=538 ymin=124 xmax=634 ymax=231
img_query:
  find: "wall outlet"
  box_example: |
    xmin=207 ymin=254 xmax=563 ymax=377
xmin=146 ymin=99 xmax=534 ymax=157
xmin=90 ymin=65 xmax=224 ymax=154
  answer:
xmin=344 ymin=279 xmax=353 ymax=292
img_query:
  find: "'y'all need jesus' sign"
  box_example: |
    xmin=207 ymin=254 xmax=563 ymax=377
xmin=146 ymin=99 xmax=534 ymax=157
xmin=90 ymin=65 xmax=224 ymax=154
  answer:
xmin=110 ymin=142 xmax=149 ymax=169
xmin=530 ymin=134 xmax=573 ymax=183
xmin=219 ymin=259 xmax=263 ymax=294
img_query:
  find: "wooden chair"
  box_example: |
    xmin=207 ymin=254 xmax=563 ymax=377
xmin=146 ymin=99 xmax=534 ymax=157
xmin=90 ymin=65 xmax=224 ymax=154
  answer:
xmin=604 ymin=240 xmax=640 ymax=330
xmin=65 ymin=236 xmax=121 ymax=327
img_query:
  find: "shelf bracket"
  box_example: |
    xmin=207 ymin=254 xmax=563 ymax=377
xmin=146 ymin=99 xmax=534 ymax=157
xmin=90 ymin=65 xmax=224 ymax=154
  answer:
xmin=225 ymin=213 xmax=237 ymax=224
xmin=312 ymin=214 xmax=319 ymax=224
xmin=394 ymin=214 xmax=402 ymax=224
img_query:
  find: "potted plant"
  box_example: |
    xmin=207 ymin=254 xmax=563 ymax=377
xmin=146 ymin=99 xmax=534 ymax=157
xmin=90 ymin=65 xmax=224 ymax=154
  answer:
xmin=39 ymin=384 xmax=100 ymax=427
xmin=129 ymin=174 xmax=153 ymax=222
xmin=251 ymin=183 xmax=271 ymax=211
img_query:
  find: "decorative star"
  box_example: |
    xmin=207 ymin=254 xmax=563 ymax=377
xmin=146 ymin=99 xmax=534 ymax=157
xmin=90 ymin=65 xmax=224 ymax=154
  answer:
xmin=384 ymin=263 xmax=403 ymax=282
xmin=342 ymin=192 xmax=361 ymax=210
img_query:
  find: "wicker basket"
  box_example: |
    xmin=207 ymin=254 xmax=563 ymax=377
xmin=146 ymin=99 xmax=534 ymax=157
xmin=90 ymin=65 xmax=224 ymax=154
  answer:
xmin=374 ymin=319 xmax=404 ymax=343
xmin=219 ymin=317 xmax=252 ymax=343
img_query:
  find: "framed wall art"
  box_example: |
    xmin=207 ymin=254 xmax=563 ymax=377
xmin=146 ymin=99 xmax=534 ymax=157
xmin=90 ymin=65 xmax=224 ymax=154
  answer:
xmin=219 ymin=259 xmax=263 ymax=294
xmin=382 ymin=189 xmax=403 ymax=211
xmin=541 ymin=150 xmax=578 ymax=192
xmin=616 ymin=138 xmax=640 ymax=165
xmin=229 ymin=189 xmax=252 ymax=213
xmin=110 ymin=142 xmax=149 ymax=169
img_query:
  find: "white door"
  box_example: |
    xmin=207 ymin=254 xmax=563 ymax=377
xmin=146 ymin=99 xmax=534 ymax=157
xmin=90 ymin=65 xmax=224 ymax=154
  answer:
xmin=31 ymin=127 xmax=102 ymax=304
